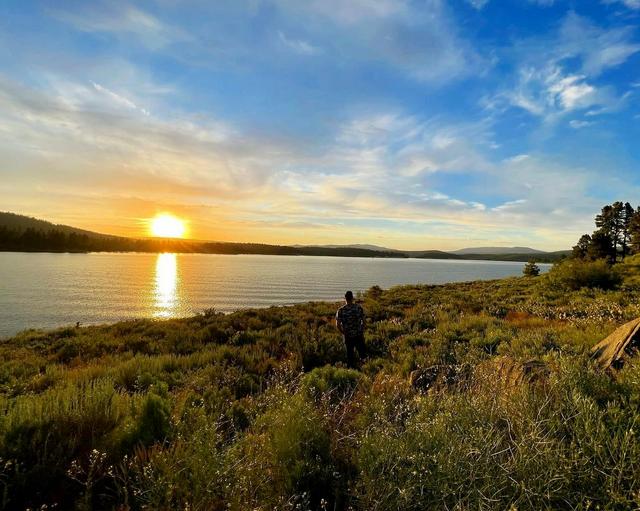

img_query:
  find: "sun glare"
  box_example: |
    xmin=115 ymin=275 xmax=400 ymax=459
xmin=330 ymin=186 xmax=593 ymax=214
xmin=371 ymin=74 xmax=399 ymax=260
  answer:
xmin=150 ymin=214 xmax=186 ymax=238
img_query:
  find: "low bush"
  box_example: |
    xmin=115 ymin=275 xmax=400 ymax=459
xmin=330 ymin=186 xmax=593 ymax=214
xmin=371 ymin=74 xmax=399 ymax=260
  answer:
xmin=301 ymin=365 xmax=365 ymax=402
xmin=548 ymin=259 xmax=622 ymax=291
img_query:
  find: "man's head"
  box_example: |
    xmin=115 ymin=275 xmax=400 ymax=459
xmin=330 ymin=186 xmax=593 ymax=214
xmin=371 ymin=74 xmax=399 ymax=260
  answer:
xmin=345 ymin=290 xmax=354 ymax=303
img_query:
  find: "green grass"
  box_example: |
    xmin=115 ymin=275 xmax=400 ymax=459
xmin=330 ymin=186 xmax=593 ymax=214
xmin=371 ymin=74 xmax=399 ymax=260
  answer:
xmin=2 ymin=257 xmax=640 ymax=509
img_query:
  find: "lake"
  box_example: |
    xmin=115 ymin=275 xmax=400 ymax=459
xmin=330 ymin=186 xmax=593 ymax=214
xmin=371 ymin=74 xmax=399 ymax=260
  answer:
xmin=0 ymin=252 xmax=549 ymax=338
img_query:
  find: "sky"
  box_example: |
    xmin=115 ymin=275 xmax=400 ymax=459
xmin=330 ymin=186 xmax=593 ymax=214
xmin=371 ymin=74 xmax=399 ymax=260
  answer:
xmin=1 ymin=0 xmax=639 ymax=250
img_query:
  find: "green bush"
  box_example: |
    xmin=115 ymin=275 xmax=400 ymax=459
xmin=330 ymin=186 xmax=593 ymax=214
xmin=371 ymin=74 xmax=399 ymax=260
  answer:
xmin=228 ymin=394 xmax=336 ymax=509
xmin=548 ymin=258 xmax=622 ymax=290
xmin=523 ymin=260 xmax=541 ymax=277
xmin=0 ymin=380 xmax=133 ymax=509
xmin=301 ymin=364 xmax=365 ymax=402
xmin=129 ymin=388 xmax=172 ymax=447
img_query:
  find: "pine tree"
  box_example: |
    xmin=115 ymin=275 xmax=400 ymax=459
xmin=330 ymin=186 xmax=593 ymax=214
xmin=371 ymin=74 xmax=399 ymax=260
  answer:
xmin=630 ymin=206 xmax=640 ymax=255
xmin=595 ymin=205 xmax=615 ymax=262
xmin=522 ymin=260 xmax=540 ymax=277
xmin=588 ymin=230 xmax=614 ymax=262
xmin=621 ymin=202 xmax=635 ymax=260
xmin=572 ymin=234 xmax=592 ymax=260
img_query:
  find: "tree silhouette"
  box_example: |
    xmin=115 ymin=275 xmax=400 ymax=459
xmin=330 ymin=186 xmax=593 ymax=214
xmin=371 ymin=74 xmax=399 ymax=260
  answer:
xmin=574 ymin=201 xmax=640 ymax=264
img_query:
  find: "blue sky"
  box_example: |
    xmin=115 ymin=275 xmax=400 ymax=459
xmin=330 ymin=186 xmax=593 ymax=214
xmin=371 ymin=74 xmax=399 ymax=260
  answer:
xmin=1 ymin=0 xmax=639 ymax=250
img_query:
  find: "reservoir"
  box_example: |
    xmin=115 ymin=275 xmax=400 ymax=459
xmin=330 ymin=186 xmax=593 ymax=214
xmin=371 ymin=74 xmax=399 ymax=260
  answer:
xmin=0 ymin=252 xmax=549 ymax=337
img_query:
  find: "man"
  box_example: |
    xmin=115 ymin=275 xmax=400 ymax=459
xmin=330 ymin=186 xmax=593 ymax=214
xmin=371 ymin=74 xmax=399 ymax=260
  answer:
xmin=335 ymin=290 xmax=366 ymax=369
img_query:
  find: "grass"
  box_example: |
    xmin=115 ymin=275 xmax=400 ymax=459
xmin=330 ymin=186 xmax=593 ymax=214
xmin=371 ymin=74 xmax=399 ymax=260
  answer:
xmin=2 ymin=257 xmax=640 ymax=509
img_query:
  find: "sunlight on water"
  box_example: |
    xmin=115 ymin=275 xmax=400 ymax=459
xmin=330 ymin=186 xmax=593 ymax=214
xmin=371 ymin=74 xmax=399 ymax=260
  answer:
xmin=154 ymin=253 xmax=179 ymax=317
xmin=0 ymin=252 xmax=550 ymax=337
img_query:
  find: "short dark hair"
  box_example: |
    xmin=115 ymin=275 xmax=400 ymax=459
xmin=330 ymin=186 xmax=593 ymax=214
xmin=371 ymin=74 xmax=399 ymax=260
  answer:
xmin=345 ymin=290 xmax=354 ymax=301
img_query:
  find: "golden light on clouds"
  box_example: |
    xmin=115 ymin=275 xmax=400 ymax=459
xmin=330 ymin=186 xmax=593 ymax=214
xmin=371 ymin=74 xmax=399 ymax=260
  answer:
xmin=149 ymin=214 xmax=187 ymax=238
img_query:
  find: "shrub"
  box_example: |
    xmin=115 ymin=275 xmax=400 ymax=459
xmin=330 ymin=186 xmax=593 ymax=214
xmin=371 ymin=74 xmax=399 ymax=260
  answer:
xmin=523 ymin=260 xmax=541 ymax=277
xmin=228 ymin=395 xmax=336 ymax=509
xmin=301 ymin=365 xmax=365 ymax=402
xmin=547 ymin=259 xmax=622 ymax=290
xmin=128 ymin=387 xmax=172 ymax=448
xmin=0 ymin=380 xmax=132 ymax=509
xmin=120 ymin=422 xmax=226 ymax=510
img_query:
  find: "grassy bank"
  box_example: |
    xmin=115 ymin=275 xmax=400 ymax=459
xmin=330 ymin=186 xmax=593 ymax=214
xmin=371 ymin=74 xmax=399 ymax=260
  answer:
xmin=2 ymin=258 xmax=640 ymax=509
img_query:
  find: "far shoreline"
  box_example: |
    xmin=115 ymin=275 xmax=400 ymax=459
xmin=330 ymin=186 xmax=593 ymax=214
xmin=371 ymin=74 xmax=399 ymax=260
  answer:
xmin=0 ymin=249 xmax=559 ymax=264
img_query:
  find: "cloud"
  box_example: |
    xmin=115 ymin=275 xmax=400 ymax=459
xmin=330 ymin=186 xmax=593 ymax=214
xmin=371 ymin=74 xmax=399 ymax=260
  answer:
xmin=569 ymin=119 xmax=595 ymax=128
xmin=468 ymin=0 xmax=556 ymax=8
xmin=506 ymin=154 xmax=530 ymax=163
xmin=47 ymin=1 xmax=187 ymax=49
xmin=3 ymin=3 xmax=640 ymax=250
xmin=277 ymin=31 xmax=322 ymax=55
xmin=558 ymin=12 xmax=640 ymax=76
xmin=467 ymin=0 xmax=490 ymax=9
xmin=493 ymin=12 xmax=639 ymax=122
xmin=274 ymin=0 xmax=488 ymax=83
xmin=279 ymin=0 xmax=409 ymax=25
xmin=603 ymin=0 xmax=640 ymax=9
xmin=91 ymin=81 xmax=149 ymax=115
xmin=505 ymin=66 xmax=618 ymax=120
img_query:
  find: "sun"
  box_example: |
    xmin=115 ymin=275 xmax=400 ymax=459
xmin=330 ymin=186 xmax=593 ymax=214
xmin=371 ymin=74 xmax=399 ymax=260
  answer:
xmin=150 ymin=214 xmax=186 ymax=238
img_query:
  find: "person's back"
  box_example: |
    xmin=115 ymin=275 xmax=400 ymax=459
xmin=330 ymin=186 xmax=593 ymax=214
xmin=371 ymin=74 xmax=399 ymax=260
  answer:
xmin=336 ymin=302 xmax=365 ymax=337
xmin=336 ymin=291 xmax=366 ymax=368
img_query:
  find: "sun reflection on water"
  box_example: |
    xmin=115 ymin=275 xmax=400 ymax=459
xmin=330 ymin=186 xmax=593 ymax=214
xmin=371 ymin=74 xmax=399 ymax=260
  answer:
xmin=154 ymin=253 xmax=179 ymax=317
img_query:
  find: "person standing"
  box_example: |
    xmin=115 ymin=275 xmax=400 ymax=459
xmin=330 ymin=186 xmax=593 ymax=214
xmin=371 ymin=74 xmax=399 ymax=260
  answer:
xmin=335 ymin=290 xmax=366 ymax=369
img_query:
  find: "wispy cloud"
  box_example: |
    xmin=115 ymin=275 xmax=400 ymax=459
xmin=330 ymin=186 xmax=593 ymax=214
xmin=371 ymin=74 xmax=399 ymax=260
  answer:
xmin=492 ymin=12 xmax=639 ymax=123
xmin=559 ymin=12 xmax=640 ymax=76
xmin=569 ymin=119 xmax=595 ymax=128
xmin=603 ymin=0 xmax=640 ymax=10
xmin=466 ymin=0 xmax=490 ymax=10
xmin=47 ymin=1 xmax=187 ymax=49
xmin=277 ymin=31 xmax=322 ymax=55
xmin=275 ymin=0 xmax=488 ymax=83
xmin=91 ymin=81 xmax=149 ymax=115
xmin=469 ymin=0 xmax=556 ymax=8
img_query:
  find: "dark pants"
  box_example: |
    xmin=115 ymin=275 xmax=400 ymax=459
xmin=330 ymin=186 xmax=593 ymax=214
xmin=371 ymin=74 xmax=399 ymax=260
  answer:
xmin=344 ymin=332 xmax=366 ymax=369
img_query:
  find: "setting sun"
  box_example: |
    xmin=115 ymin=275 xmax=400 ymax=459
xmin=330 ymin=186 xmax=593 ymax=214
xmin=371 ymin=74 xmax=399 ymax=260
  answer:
xmin=150 ymin=214 xmax=186 ymax=238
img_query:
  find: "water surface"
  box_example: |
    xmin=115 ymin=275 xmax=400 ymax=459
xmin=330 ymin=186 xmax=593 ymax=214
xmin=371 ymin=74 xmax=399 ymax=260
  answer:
xmin=0 ymin=252 xmax=548 ymax=337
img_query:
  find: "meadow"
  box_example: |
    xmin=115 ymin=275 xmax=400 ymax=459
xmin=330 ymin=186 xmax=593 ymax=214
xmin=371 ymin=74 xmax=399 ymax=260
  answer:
xmin=2 ymin=257 xmax=640 ymax=510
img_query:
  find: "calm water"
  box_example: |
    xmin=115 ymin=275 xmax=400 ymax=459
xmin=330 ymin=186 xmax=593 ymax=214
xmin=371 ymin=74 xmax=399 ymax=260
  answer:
xmin=0 ymin=252 xmax=549 ymax=338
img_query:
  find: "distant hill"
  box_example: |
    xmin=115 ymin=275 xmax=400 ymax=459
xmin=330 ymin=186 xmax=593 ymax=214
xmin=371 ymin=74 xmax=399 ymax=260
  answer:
xmin=0 ymin=212 xmax=569 ymax=262
xmin=457 ymin=251 xmax=570 ymax=263
xmin=408 ymin=250 xmax=461 ymax=259
xmin=451 ymin=246 xmax=546 ymax=255
xmin=0 ymin=212 xmax=115 ymax=238
xmin=295 ymin=244 xmax=401 ymax=252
